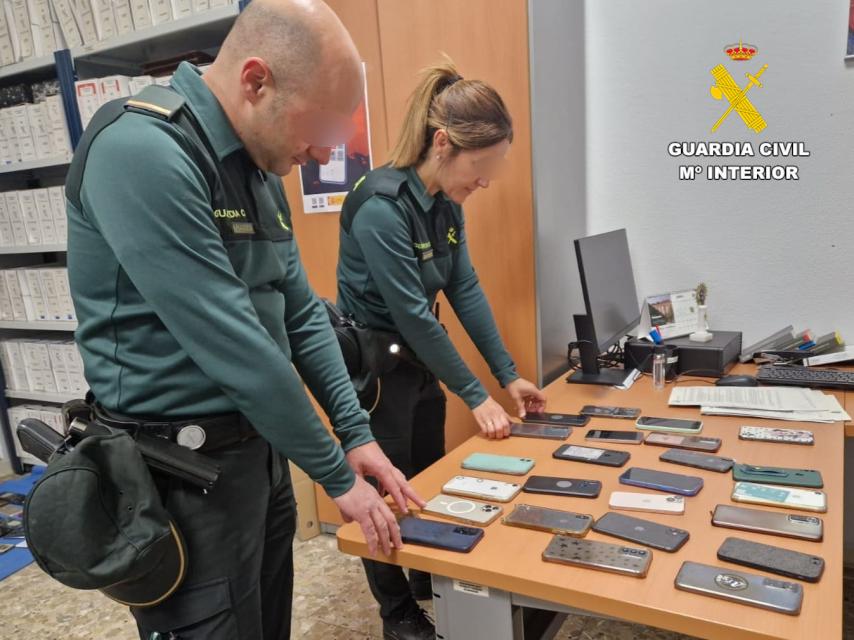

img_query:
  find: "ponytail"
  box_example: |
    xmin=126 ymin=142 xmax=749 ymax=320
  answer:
xmin=388 ymin=55 xmax=513 ymax=168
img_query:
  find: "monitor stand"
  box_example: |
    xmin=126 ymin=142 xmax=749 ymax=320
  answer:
xmin=565 ymin=314 xmax=630 ymax=386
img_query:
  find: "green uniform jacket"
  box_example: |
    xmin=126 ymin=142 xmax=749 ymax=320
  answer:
xmin=67 ymin=63 xmax=372 ymax=497
xmin=337 ymin=166 xmax=518 ymax=409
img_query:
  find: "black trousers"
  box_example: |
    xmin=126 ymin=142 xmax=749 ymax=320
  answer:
xmin=361 ymin=362 xmax=447 ymax=620
xmin=132 ymin=434 xmax=296 ymax=640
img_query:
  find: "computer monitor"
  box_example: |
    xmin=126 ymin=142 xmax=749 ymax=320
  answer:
xmin=567 ymin=228 xmax=641 ymax=386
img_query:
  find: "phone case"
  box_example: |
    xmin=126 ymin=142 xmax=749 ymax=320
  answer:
xmin=542 ymin=534 xmax=652 ymax=578
xmin=423 ymin=495 xmax=503 ymax=526
xmin=461 ymin=453 xmax=535 ymax=476
xmin=523 ymin=412 xmax=590 ymax=427
xmin=522 ymin=475 xmax=602 ymax=499
xmin=711 ymin=504 xmax=823 ymax=542
xmin=739 ymin=426 xmax=814 ymax=445
xmin=585 ymin=430 xmax=644 ymax=445
xmin=618 ymin=467 xmax=704 ymax=496
xmin=732 ymin=464 xmax=823 ymax=488
xmin=674 ymin=561 xmax=803 ymax=615
xmin=609 ymin=491 xmax=685 ymax=515
xmin=502 ymin=504 xmax=593 ymax=537
xmin=636 ymin=417 xmax=703 ymax=434
xmin=659 ymin=449 xmax=734 ymax=473
xmin=442 ymin=475 xmax=522 ymax=503
xmin=643 ymin=433 xmax=721 ymax=452
xmin=510 ymin=423 xmax=571 ymax=441
xmin=580 ymin=405 xmax=641 ymax=419
xmin=717 ymin=537 xmax=824 ymax=583
xmin=731 ymin=482 xmax=827 ymax=513
xmin=593 ymin=512 xmax=689 ymax=552
xmin=398 ymin=516 xmax=484 ymax=553
xmin=553 ymin=444 xmax=630 ymax=467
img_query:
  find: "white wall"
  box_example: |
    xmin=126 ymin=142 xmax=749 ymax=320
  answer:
xmin=529 ymin=0 xmax=588 ymax=385
xmin=585 ymin=0 xmax=854 ymax=345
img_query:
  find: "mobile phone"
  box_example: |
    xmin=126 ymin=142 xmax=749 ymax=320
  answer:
xmin=442 ymin=475 xmax=522 ymax=503
xmin=461 ymin=453 xmax=535 ymax=476
xmin=674 ymin=561 xmax=803 ymax=615
xmin=609 ymin=491 xmax=685 ymax=515
xmin=318 ymin=144 xmax=347 ymax=184
xmin=731 ymin=482 xmax=827 ymax=513
xmin=732 ymin=464 xmax=823 ymax=489
xmin=502 ymin=504 xmax=593 ymax=537
xmin=0 ymin=543 xmax=13 ymax=555
xmin=0 ymin=492 xmax=25 ymax=505
xmin=711 ymin=504 xmax=823 ymax=542
xmin=636 ymin=416 xmax=703 ymax=433
xmin=553 ymin=444 xmax=630 ymax=467
xmin=585 ymin=430 xmax=644 ymax=445
xmin=739 ymin=426 xmax=814 ymax=446
xmin=618 ymin=467 xmax=703 ymax=496
xmin=580 ymin=405 xmax=641 ymax=420
xmin=523 ymin=412 xmax=590 ymax=427
xmin=422 ymin=495 xmax=503 ymax=526
xmin=643 ymin=433 xmax=721 ymax=452
xmin=399 ymin=516 xmax=484 ymax=553
xmin=717 ymin=537 xmax=824 ymax=583
xmin=510 ymin=423 xmax=571 ymax=441
xmin=0 ymin=504 xmax=23 ymax=517
xmin=542 ymin=534 xmax=652 ymax=578
xmin=593 ymin=512 xmax=689 ymax=552
xmin=522 ymin=475 xmax=602 ymax=499
xmin=659 ymin=449 xmax=734 ymax=473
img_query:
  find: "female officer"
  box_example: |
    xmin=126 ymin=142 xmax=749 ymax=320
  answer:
xmin=336 ymin=58 xmax=546 ymax=640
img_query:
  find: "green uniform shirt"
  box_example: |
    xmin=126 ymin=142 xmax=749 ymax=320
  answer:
xmin=337 ymin=166 xmax=518 ymax=409
xmin=67 ymin=62 xmax=372 ymax=498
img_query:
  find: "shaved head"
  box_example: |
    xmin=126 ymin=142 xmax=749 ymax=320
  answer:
xmin=216 ymin=0 xmax=360 ymax=105
xmin=204 ymin=0 xmax=364 ymax=175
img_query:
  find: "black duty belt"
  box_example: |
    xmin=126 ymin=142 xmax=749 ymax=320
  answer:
xmin=91 ymin=404 xmax=258 ymax=453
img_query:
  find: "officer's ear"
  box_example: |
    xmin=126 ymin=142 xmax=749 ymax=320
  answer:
xmin=431 ymin=128 xmax=453 ymax=158
xmin=239 ymin=57 xmax=274 ymax=105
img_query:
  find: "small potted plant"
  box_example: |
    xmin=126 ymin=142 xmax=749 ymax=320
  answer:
xmin=690 ymin=282 xmax=713 ymax=342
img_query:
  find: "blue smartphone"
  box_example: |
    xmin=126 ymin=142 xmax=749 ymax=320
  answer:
xmin=618 ymin=467 xmax=704 ymax=496
xmin=399 ymin=517 xmax=485 ymax=553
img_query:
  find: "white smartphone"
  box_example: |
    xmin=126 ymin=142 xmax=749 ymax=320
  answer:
xmin=739 ymin=425 xmax=814 ymax=445
xmin=422 ymin=494 xmax=503 ymax=525
xmin=319 ymin=144 xmax=347 ymax=184
xmin=442 ymin=475 xmax=522 ymax=503
xmin=731 ymin=482 xmax=827 ymax=513
xmin=609 ymin=491 xmax=685 ymax=515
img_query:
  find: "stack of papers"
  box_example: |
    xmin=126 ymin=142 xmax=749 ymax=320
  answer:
xmin=669 ymin=386 xmax=851 ymax=423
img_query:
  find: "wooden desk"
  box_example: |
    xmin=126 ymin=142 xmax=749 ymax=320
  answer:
xmin=338 ymin=370 xmax=844 ymax=640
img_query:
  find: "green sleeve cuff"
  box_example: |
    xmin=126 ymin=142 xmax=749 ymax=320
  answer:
xmin=496 ymin=368 xmax=520 ymax=388
xmin=460 ymin=380 xmax=490 ymax=410
xmin=314 ymin=456 xmax=357 ymax=498
xmin=338 ymin=428 xmax=376 ymax=454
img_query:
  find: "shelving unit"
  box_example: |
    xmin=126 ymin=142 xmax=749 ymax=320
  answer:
xmin=0 ymin=1 xmax=246 ymax=474
xmin=5 ymin=389 xmax=77 ymax=403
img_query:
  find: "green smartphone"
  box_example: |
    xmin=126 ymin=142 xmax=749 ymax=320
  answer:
xmin=732 ymin=464 xmax=823 ymax=488
xmin=461 ymin=453 xmax=535 ymax=476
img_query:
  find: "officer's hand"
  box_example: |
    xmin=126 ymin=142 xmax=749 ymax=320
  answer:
xmin=505 ymin=377 xmax=547 ymax=418
xmin=333 ymin=475 xmax=402 ymax=557
xmin=472 ymin=397 xmax=512 ymax=439
xmin=346 ymin=442 xmax=427 ymax=512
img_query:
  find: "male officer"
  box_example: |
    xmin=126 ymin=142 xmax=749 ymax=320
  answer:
xmin=66 ymin=0 xmax=422 ymax=638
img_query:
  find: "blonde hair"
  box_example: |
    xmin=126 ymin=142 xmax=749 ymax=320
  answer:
xmin=388 ymin=56 xmax=513 ymax=168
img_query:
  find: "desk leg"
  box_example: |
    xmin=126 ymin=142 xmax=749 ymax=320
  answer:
xmin=432 ymin=575 xmax=521 ymax=640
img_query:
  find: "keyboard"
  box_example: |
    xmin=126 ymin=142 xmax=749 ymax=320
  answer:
xmin=756 ymin=365 xmax=854 ymax=391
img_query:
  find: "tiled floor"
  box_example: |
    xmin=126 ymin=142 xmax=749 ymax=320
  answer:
xmin=0 ymin=532 xmax=851 ymax=639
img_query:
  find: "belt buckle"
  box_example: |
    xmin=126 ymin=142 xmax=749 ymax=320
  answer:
xmin=176 ymin=424 xmax=206 ymax=450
